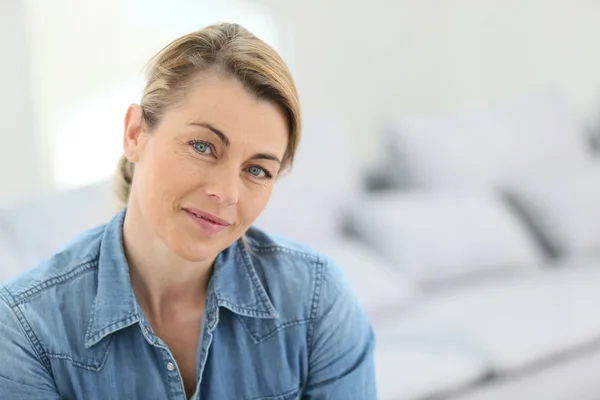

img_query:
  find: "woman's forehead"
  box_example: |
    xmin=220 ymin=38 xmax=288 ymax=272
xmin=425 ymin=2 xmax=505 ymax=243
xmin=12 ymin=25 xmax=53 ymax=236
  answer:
xmin=165 ymin=77 xmax=289 ymax=153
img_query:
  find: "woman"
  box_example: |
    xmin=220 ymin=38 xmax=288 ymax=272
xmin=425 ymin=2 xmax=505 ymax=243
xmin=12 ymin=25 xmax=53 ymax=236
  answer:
xmin=0 ymin=23 xmax=376 ymax=399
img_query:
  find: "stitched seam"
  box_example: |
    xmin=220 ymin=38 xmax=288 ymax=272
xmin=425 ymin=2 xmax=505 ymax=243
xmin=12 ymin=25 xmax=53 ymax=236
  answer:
xmin=306 ymin=257 xmax=326 ymax=363
xmin=256 ymin=319 xmax=313 ymax=343
xmin=237 ymin=245 xmax=275 ymax=314
xmin=218 ymin=299 xmax=272 ymax=317
xmin=247 ymin=244 xmax=320 ymax=262
xmin=236 ymin=315 xmax=261 ymax=343
xmin=87 ymin=314 xmax=139 ymax=344
xmin=46 ymin=334 xmax=114 ymax=372
xmin=237 ymin=315 xmax=314 ymax=344
xmin=5 ymin=298 xmax=54 ymax=375
xmin=236 ymin=245 xmax=263 ymax=307
xmin=18 ymin=268 xmax=98 ymax=305
xmin=84 ymin=296 xmax=99 ymax=340
xmin=46 ymin=353 xmax=100 ymax=371
xmin=12 ymin=259 xmax=98 ymax=303
xmin=0 ymin=284 xmax=16 ymax=306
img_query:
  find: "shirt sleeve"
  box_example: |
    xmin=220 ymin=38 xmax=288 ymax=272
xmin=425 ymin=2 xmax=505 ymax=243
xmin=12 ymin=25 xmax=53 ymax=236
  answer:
xmin=0 ymin=290 xmax=62 ymax=399
xmin=301 ymin=258 xmax=378 ymax=399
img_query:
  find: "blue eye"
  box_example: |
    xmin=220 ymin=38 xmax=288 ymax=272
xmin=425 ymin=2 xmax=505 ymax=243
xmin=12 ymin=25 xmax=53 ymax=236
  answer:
xmin=248 ymin=166 xmax=264 ymax=177
xmin=247 ymin=166 xmax=270 ymax=179
xmin=192 ymin=141 xmax=212 ymax=155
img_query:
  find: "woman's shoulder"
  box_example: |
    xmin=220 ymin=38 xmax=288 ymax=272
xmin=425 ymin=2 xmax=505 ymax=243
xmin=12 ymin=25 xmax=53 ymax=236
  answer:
xmin=0 ymin=224 xmax=110 ymax=390
xmin=243 ymin=226 xmax=358 ymax=315
xmin=244 ymin=226 xmax=336 ymax=281
xmin=233 ymin=227 xmax=371 ymax=361
xmin=245 ymin=226 xmax=324 ymax=263
xmin=0 ymin=224 xmax=105 ymax=307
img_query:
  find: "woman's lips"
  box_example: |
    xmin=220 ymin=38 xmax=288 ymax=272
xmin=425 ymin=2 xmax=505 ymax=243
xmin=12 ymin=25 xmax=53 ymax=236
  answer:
xmin=183 ymin=208 xmax=231 ymax=235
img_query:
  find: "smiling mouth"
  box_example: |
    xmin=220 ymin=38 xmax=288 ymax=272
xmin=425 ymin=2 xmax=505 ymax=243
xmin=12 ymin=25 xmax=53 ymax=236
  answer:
xmin=184 ymin=207 xmax=230 ymax=224
xmin=183 ymin=208 xmax=231 ymax=234
xmin=191 ymin=212 xmax=222 ymax=225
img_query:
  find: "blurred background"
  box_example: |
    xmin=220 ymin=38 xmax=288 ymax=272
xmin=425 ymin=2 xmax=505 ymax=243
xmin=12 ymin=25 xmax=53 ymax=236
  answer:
xmin=2 ymin=1 xmax=600 ymax=399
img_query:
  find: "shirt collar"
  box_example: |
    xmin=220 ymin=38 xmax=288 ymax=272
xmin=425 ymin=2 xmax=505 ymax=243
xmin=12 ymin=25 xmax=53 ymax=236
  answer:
xmin=207 ymin=237 xmax=279 ymax=320
xmin=85 ymin=208 xmax=140 ymax=348
xmin=85 ymin=208 xmax=278 ymax=348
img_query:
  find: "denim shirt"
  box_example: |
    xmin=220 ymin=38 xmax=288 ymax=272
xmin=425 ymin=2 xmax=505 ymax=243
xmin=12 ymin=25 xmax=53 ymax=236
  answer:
xmin=0 ymin=209 xmax=376 ymax=400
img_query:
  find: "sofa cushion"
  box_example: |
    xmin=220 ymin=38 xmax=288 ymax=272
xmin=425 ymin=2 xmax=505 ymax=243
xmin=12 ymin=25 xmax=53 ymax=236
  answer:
xmin=374 ymin=332 xmax=488 ymax=400
xmin=383 ymin=94 xmax=594 ymax=189
xmin=380 ymin=259 xmax=600 ymax=374
xmin=506 ymin=162 xmax=600 ymax=258
xmin=2 ymin=181 xmax=116 ymax=268
xmin=348 ymin=190 xmax=544 ymax=286
xmin=0 ymin=220 xmax=23 ymax=282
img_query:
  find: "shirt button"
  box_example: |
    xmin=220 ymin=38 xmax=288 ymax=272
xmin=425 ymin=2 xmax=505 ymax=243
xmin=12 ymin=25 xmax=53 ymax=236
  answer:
xmin=166 ymin=362 xmax=176 ymax=372
xmin=144 ymin=326 xmax=151 ymax=334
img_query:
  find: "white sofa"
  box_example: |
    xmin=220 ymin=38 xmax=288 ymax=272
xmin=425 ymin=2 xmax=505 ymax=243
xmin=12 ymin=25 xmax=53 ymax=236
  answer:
xmin=365 ymin=93 xmax=600 ymax=400
xmin=0 ymin=181 xmax=117 ymax=282
xmin=1 ymin=101 xmax=600 ymax=400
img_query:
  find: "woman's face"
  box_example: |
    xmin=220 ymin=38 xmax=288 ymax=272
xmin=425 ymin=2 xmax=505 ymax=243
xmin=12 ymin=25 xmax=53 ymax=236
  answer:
xmin=124 ymin=74 xmax=289 ymax=262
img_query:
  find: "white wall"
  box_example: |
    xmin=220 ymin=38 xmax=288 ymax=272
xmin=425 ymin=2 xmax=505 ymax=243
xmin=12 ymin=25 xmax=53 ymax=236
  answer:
xmin=265 ymin=0 xmax=600 ymax=161
xmin=437 ymin=0 xmax=600 ymax=117
xmin=262 ymin=0 xmax=443 ymax=161
xmin=2 ymin=0 xmax=600 ymax=204
xmin=0 ymin=1 xmax=39 ymax=206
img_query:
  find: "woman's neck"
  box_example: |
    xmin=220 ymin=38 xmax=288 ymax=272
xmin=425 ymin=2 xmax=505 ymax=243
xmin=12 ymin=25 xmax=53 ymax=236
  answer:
xmin=122 ymin=204 xmax=213 ymax=320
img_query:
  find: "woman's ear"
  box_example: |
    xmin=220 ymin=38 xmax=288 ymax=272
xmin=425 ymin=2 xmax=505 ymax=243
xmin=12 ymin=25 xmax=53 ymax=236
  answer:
xmin=123 ymin=104 xmax=146 ymax=163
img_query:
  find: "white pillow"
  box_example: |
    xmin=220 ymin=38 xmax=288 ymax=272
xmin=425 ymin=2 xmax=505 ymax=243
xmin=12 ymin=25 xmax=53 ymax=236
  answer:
xmin=507 ymin=163 xmax=600 ymax=257
xmin=0 ymin=222 xmax=24 ymax=283
xmin=314 ymin=238 xmax=418 ymax=316
xmin=348 ymin=190 xmax=544 ymax=286
xmin=255 ymin=114 xmax=361 ymax=245
xmin=384 ymin=93 xmax=594 ymax=189
xmin=3 ymin=181 xmax=116 ymax=266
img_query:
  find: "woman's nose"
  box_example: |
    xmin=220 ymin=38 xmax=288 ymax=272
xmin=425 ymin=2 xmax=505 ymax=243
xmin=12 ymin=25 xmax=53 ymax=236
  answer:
xmin=205 ymin=165 xmax=239 ymax=206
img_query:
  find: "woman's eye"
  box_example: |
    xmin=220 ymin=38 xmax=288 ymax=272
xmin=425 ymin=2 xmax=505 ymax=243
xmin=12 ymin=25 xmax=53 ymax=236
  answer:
xmin=247 ymin=166 xmax=270 ymax=179
xmin=192 ymin=141 xmax=212 ymax=155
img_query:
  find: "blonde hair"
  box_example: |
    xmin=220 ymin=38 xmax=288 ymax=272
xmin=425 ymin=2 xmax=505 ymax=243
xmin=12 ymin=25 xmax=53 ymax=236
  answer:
xmin=115 ymin=23 xmax=301 ymax=207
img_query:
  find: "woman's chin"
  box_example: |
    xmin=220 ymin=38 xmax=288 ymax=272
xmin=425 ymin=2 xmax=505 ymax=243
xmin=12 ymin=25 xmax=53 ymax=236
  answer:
xmin=172 ymin=244 xmax=217 ymax=263
xmin=165 ymin=235 xmax=229 ymax=263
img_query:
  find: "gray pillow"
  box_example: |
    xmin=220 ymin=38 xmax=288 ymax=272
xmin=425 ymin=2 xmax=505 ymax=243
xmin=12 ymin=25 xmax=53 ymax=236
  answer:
xmin=506 ymin=163 xmax=600 ymax=258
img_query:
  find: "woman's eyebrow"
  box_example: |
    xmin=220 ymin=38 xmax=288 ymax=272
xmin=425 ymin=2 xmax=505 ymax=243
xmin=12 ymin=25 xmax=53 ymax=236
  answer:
xmin=188 ymin=120 xmax=282 ymax=164
xmin=187 ymin=121 xmax=230 ymax=147
xmin=251 ymin=153 xmax=281 ymax=164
